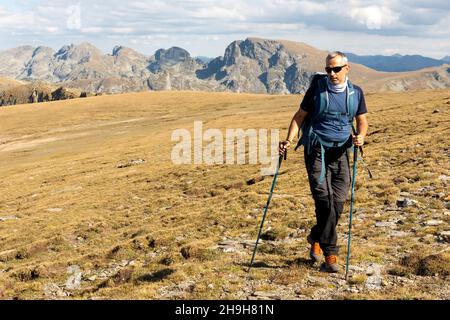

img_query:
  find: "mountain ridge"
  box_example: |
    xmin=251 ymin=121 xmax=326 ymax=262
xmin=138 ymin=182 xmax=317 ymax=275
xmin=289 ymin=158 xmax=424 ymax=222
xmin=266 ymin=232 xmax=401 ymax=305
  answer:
xmin=345 ymin=52 xmax=447 ymax=72
xmin=0 ymin=38 xmax=449 ymax=100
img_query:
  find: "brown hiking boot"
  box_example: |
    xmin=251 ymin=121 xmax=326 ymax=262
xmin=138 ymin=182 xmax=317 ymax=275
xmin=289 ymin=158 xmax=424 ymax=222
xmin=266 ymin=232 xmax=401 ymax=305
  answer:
xmin=307 ymin=235 xmax=323 ymax=262
xmin=321 ymin=255 xmax=339 ymax=273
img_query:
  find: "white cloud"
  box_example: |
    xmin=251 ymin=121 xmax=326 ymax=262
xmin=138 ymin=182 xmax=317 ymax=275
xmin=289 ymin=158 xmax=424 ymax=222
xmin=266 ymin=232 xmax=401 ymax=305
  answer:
xmin=0 ymin=0 xmax=448 ymax=59
xmin=350 ymin=5 xmax=400 ymax=29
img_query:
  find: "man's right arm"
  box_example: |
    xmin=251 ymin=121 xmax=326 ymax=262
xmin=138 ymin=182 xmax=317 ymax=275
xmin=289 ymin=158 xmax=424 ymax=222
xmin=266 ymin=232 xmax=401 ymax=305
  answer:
xmin=279 ymin=108 xmax=308 ymax=155
xmin=279 ymin=82 xmax=315 ymax=155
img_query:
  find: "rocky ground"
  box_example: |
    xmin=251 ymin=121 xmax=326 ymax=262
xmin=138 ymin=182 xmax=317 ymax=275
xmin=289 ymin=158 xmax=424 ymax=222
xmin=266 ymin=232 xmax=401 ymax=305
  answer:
xmin=0 ymin=89 xmax=448 ymax=300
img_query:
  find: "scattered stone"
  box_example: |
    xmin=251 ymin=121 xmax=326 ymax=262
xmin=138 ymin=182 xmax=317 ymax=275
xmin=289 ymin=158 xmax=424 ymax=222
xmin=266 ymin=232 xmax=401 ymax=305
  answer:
xmin=0 ymin=249 xmax=17 ymax=262
xmin=158 ymin=280 xmax=196 ymax=298
xmin=437 ymin=231 xmax=450 ymax=243
xmin=396 ymin=198 xmax=417 ymax=208
xmin=384 ymin=206 xmax=403 ymax=212
xmin=65 ymin=265 xmax=82 ymax=290
xmin=418 ymin=234 xmax=435 ymax=243
xmin=217 ymin=239 xmax=255 ymax=253
xmin=389 ymin=230 xmax=409 ymax=237
xmin=346 ymin=287 xmax=360 ymax=293
xmin=393 ymin=176 xmax=407 ymax=185
xmin=432 ymin=109 xmax=440 ymax=114
xmin=47 ymin=208 xmax=63 ymax=213
xmin=399 ymin=191 xmax=412 ymax=197
xmin=439 ymin=175 xmax=450 ymax=184
xmin=44 ymin=283 xmax=69 ymax=298
xmin=117 ymin=159 xmax=146 ymax=168
xmin=178 ymin=280 xmax=196 ymax=293
xmin=348 ymin=265 xmax=365 ymax=273
xmin=413 ymin=186 xmax=435 ymax=194
xmin=0 ymin=216 xmax=17 ymax=221
xmin=424 ymin=219 xmax=444 ymax=226
xmin=251 ymin=291 xmax=282 ymax=300
xmin=87 ymin=275 xmax=97 ymax=282
xmin=365 ymin=264 xmax=382 ymax=290
xmin=375 ymin=221 xmax=397 ymax=228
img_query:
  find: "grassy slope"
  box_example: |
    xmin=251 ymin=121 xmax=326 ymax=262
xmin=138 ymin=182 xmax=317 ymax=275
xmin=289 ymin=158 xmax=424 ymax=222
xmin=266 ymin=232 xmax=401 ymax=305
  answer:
xmin=0 ymin=89 xmax=448 ymax=299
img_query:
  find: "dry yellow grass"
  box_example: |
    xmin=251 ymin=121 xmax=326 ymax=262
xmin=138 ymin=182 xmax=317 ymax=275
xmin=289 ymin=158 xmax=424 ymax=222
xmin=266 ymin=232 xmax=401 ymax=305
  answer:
xmin=0 ymin=89 xmax=449 ymax=300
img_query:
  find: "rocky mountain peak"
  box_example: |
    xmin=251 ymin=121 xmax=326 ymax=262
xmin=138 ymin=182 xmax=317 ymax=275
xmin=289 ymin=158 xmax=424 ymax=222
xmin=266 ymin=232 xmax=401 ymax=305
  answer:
xmin=54 ymin=43 xmax=102 ymax=62
xmin=32 ymin=46 xmax=55 ymax=58
xmin=112 ymin=45 xmax=124 ymax=56
xmin=155 ymin=47 xmax=191 ymax=64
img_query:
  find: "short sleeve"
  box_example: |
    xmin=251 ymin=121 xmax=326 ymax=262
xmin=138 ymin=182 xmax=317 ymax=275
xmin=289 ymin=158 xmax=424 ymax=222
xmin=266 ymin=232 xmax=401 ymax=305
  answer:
xmin=355 ymin=86 xmax=367 ymax=115
xmin=300 ymin=85 xmax=315 ymax=113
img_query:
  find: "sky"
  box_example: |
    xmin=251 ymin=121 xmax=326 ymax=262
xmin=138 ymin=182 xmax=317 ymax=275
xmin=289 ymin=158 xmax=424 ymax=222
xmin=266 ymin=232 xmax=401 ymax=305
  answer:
xmin=0 ymin=0 xmax=449 ymax=59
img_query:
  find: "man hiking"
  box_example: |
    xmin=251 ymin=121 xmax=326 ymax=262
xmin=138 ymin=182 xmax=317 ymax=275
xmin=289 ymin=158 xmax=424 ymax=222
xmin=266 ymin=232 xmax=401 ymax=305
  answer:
xmin=279 ymin=51 xmax=368 ymax=273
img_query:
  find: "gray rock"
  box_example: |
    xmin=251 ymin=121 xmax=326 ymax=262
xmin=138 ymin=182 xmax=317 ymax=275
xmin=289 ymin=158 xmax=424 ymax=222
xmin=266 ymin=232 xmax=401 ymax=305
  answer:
xmin=389 ymin=230 xmax=409 ymax=237
xmin=117 ymin=159 xmax=146 ymax=168
xmin=396 ymin=197 xmax=417 ymax=208
xmin=365 ymin=264 xmax=382 ymax=290
xmin=0 ymin=216 xmax=17 ymax=221
xmin=65 ymin=265 xmax=82 ymax=290
xmin=375 ymin=221 xmax=397 ymax=228
xmin=424 ymin=219 xmax=444 ymax=226
xmin=44 ymin=283 xmax=69 ymax=297
xmin=437 ymin=230 xmax=450 ymax=243
xmin=177 ymin=280 xmax=196 ymax=293
xmin=251 ymin=291 xmax=282 ymax=300
xmin=439 ymin=175 xmax=450 ymax=184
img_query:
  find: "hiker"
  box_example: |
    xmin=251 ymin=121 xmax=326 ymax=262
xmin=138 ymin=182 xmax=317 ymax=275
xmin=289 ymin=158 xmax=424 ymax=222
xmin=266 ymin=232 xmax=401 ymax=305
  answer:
xmin=278 ymin=51 xmax=368 ymax=273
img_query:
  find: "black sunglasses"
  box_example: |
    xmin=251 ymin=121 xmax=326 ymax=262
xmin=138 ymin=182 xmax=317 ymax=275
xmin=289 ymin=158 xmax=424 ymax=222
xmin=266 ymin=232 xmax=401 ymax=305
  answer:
xmin=325 ymin=65 xmax=347 ymax=74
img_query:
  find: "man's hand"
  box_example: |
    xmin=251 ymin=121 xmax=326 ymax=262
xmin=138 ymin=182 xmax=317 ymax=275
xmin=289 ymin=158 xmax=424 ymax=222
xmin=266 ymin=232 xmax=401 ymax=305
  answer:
xmin=278 ymin=140 xmax=291 ymax=156
xmin=352 ymin=134 xmax=364 ymax=147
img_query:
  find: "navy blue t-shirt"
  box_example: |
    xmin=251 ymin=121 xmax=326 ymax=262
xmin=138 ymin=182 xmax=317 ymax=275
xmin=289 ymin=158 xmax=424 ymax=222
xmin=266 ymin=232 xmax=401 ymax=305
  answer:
xmin=300 ymin=83 xmax=367 ymax=115
xmin=300 ymin=83 xmax=367 ymax=142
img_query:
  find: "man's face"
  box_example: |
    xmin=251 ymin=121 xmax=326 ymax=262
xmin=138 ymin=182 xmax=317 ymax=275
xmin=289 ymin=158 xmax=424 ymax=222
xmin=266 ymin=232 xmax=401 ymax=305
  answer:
xmin=326 ymin=56 xmax=349 ymax=85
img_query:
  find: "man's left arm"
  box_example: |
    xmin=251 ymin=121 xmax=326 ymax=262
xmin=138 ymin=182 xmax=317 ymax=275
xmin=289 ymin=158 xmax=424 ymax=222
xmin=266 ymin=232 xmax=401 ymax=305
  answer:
xmin=353 ymin=114 xmax=368 ymax=147
xmin=353 ymin=87 xmax=368 ymax=147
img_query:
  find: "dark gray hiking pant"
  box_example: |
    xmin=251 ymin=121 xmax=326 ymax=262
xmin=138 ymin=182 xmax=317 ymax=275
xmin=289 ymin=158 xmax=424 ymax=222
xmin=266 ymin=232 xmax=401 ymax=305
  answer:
xmin=304 ymin=144 xmax=351 ymax=256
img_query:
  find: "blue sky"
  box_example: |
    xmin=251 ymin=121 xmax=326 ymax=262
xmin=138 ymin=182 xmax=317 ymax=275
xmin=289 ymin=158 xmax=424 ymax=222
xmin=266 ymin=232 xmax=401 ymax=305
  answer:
xmin=0 ymin=0 xmax=448 ymax=59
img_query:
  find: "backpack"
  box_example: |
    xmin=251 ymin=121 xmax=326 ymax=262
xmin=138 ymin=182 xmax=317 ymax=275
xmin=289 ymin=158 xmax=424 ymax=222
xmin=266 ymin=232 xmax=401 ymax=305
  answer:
xmin=295 ymin=73 xmax=357 ymax=184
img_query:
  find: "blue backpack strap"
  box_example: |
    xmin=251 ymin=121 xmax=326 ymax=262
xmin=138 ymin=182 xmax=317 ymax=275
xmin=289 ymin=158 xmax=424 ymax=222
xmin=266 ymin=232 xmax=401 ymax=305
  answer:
xmin=317 ymin=77 xmax=328 ymax=116
xmin=347 ymin=80 xmax=356 ymax=120
xmin=296 ymin=77 xmax=328 ymax=153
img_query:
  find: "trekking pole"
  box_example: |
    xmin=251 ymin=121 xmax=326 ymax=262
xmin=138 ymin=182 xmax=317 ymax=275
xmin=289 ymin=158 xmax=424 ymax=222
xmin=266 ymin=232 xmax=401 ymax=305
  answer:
xmin=345 ymin=143 xmax=358 ymax=281
xmin=247 ymin=150 xmax=287 ymax=273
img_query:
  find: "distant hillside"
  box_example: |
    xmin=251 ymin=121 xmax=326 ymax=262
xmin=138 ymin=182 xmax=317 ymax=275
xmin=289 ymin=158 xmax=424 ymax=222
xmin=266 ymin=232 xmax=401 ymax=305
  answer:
xmin=0 ymin=77 xmax=95 ymax=107
xmin=345 ymin=52 xmax=445 ymax=72
xmin=0 ymin=38 xmax=449 ymax=97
